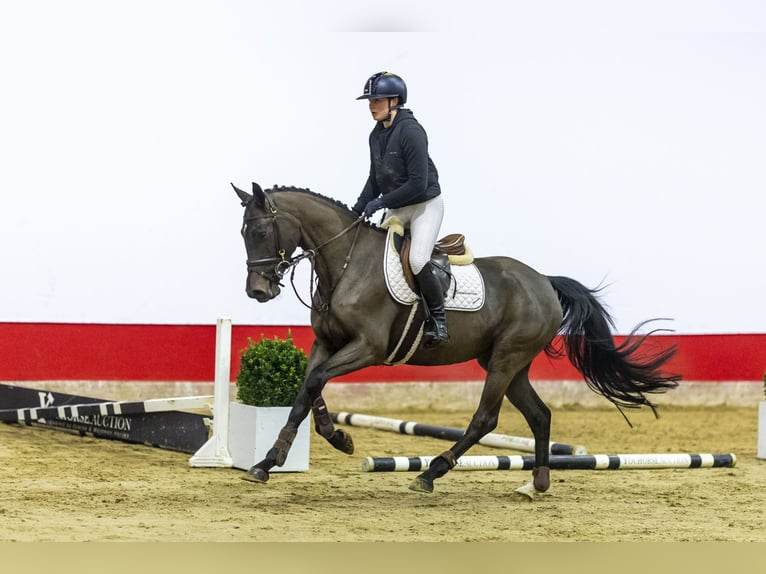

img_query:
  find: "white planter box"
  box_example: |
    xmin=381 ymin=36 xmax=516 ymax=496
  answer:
xmin=758 ymin=402 xmax=766 ymax=460
xmin=227 ymin=402 xmax=310 ymax=472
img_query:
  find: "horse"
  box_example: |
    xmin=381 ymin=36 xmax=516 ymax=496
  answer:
xmin=232 ymin=182 xmax=681 ymax=498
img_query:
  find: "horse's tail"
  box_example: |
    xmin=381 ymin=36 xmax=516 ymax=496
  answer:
xmin=545 ymin=275 xmax=681 ymax=414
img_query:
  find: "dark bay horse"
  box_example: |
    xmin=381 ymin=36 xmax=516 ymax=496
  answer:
xmin=233 ymin=182 xmax=680 ymax=497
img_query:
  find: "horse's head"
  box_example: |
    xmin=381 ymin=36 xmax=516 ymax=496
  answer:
xmin=233 ymin=182 xmax=302 ymax=302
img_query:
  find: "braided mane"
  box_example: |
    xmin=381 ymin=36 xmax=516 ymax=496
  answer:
xmin=267 ymin=185 xmax=382 ymax=232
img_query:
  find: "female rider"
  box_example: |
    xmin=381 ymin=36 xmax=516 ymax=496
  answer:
xmin=352 ymin=71 xmax=449 ymax=348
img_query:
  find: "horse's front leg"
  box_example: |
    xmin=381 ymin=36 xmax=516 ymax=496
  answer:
xmin=310 ymin=394 xmax=354 ymax=454
xmin=241 ymin=384 xmax=314 ymax=483
xmin=242 ymin=338 xmax=378 ymax=484
xmin=305 ymin=338 xmax=384 ymax=454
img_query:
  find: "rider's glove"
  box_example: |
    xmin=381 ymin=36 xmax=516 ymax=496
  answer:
xmin=363 ymin=197 xmax=385 ymax=218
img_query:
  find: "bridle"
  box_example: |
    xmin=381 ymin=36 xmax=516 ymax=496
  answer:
xmin=243 ymin=192 xmax=364 ymax=310
xmin=244 ymin=193 xmax=295 ymax=285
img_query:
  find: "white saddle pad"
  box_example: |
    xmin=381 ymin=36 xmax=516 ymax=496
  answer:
xmin=383 ymin=227 xmax=485 ymax=312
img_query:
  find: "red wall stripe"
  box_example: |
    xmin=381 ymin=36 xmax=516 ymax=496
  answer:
xmin=0 ymin=323 xmax=764 ymax=383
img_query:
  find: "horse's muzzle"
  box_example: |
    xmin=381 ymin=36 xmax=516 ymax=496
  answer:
xmin=248 ymin=289 xmax=276 ymax=303
xmin=246 ymin=274 xmax=280 ymax=302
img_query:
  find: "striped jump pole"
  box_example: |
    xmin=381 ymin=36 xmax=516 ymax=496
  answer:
xmin=362 ymin=453 xmax=737 ymax=472
xmin=0 ymin=395 xmax=213 ymax=424
xmin=331 ymin=411 xmax=587 ymax=455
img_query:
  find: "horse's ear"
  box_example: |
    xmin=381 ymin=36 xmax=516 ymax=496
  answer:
xmin=251 ymin=182 xmax=266 ymax=208
xmin=231 ymin=182 xmax=252 ymax=206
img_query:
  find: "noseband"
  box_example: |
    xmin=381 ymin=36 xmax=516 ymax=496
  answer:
xmin=244 ymin=192 xmax=364 ymax=309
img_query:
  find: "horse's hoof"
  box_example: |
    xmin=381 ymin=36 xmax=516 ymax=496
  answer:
xmin=409 ymin=476 xmax=434 ymax=493
xmin=514 ymin=481 xmax=538 ymax=500
xmin=241 ymin=466 xmax=270 ymax=483
xmin=515 ymin=480 xmax=549 ymax=501
xmin=330 ymin=429 xmax=354 ymax=455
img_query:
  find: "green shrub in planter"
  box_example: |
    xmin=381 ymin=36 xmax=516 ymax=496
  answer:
xmin=236 ymin=333 xmax=308 ymax=407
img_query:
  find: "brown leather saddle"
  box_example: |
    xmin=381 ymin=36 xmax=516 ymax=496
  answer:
xmin=393 ymin=231 xmax=466 ymax=293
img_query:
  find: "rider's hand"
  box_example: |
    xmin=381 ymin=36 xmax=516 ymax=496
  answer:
xmin=363 ymin=197 xmax=385 ymax=218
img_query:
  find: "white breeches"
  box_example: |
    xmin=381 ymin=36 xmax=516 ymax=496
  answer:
xmin=386 ymin=195 xmax=444 ymax=275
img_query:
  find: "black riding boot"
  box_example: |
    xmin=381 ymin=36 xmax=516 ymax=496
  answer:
xmin=415 ymin=262 xmax=450 ymax=348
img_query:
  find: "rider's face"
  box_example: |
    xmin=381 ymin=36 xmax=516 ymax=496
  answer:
xmin=369 ymin=97 xmax=398 ymax=122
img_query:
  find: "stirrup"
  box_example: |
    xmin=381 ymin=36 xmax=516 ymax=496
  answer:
xmin=422 ymin=319 xmax=449 ymax=347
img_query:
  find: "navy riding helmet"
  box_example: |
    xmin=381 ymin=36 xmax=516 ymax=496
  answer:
xmin=356 ymin=72 xmax=407 ymax=105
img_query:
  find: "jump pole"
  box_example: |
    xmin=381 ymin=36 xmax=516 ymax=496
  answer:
xmin=331 ymin=411 xmax=587 ymax=455
xmin=189 ymin=317 xmax=234 ymax=467
xmin=362 ymin=453 xmax=737 ymax=472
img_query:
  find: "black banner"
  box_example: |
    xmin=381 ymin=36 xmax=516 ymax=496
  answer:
xmin=0 ymin=384 xmax=209 ymax=454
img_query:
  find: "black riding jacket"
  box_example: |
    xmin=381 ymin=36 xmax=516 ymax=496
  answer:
xmin=353 ymin=108 xmax=441 ymax=214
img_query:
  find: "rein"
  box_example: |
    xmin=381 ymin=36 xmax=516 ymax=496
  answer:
xmin=246 ymin=192 xmax=365 ymax=311
xmin=290 ymin=216 xmax=364 ymax=311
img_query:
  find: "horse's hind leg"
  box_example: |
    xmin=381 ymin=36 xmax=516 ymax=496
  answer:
xmin=505 ymin=366 xmax=552 ymax=498
xmin=409 ymin=361 xmax=514 ymax=493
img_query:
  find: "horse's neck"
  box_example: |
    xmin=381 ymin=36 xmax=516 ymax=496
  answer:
xmin=273 ymin=191 xmax=345 ymax=246
xmin=273 ymin=191 xmax=369 ymax=281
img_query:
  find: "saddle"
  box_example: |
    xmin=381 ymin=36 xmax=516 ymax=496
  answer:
xmin=382 ymin=217 xmax=475 ymax=293
xmin=380 ymin=217 xmax=485 ymax=365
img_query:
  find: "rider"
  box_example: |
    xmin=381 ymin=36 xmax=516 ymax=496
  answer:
xmin=352 ymin=71 xmax=449 ymax=348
